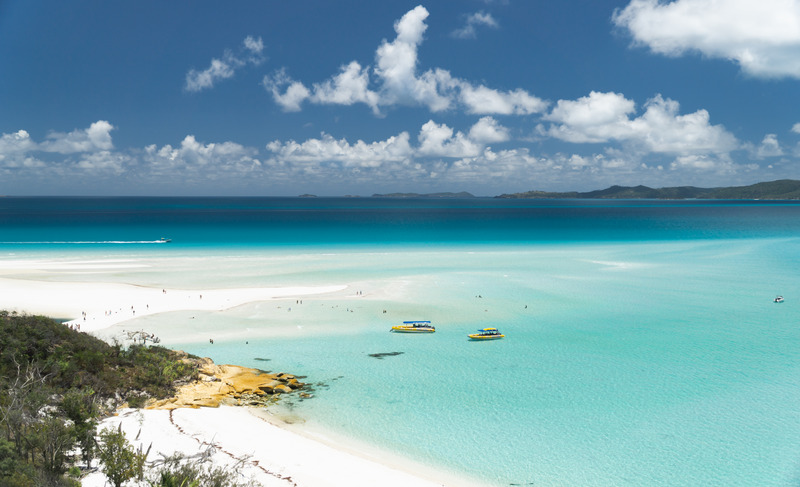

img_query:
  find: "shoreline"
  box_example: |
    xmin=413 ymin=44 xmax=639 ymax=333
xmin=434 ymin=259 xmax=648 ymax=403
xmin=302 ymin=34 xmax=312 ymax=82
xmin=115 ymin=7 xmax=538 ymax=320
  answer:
xmin=82 ymin=405 xmax=484 ymax=487
xmin=0 ymin=270 xmax=490 ymax=487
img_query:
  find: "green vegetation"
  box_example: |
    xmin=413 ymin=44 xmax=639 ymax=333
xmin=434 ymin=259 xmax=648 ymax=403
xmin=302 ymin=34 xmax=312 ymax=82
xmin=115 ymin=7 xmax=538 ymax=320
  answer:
xmin=96 ymin=427 xmax=146 ymax=487
xmin=0 ymin=310 xmax=202 ymax=486
xmin=497 ymin=179 xmax=800 ymax=200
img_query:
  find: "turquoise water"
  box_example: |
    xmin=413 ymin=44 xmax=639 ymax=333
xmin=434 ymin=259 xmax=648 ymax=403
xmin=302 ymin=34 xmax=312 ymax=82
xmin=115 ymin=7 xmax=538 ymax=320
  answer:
xmin=2 ymin=198 xmax=800 ymax=486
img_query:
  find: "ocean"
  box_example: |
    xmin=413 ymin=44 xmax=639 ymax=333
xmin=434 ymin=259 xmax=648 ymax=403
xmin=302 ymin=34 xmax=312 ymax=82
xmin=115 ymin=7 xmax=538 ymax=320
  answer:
xmin=1 ymin=197 xmax=799 ymax=486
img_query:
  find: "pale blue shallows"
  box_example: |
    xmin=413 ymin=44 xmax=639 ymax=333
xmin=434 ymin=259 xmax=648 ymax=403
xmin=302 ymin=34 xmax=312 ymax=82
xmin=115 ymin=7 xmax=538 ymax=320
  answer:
xmin=2 ymin=197 xmax=800 ymax=486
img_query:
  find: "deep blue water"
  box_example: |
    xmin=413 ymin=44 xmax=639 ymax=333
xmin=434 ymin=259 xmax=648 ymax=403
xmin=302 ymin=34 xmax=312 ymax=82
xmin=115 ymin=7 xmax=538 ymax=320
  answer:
xmin=2 ymin=197 xmax=800 ymax=248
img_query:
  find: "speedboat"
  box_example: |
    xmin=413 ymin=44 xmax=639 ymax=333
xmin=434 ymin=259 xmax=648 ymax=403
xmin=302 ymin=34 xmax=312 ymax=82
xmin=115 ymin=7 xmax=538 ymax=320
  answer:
xmin=468 ymin=327 xmax=504 ymax=340
xmin=391 ymin=321 xmax=435 ymax=333
xmin=158 ymin=237 xmax=172 ymax=243
xmin=774 ymin=295 xmax=784 ymax=303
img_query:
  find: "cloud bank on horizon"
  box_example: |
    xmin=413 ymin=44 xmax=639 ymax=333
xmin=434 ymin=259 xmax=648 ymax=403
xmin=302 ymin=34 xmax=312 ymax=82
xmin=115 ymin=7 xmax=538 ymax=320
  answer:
xmin=2 ymin=1 xmax=800 ymax=196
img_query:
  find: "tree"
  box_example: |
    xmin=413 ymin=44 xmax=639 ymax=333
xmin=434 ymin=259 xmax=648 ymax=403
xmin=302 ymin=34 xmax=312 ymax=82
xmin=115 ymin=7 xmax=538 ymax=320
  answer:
xmin=0 ymin=358 xmax=50 ymax=459
xmin=60 ymin=388 xmax=98 ymax=468
xmin=32 ymin=415 xmax=74 ymax=474
xmin=96 ymin=426 xmax=143 ymax=487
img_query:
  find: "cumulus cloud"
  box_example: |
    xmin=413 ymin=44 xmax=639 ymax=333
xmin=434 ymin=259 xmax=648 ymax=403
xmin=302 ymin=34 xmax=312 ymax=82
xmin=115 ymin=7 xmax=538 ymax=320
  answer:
xmin=264 ymin=6 xmax=546 ymax=116
xmin=754 ymin=134 xmax=784 ymax=158
xmin=669 ymin=153 xmax=737 ymax=173
xmin=613 ymin=0 xmax=800 ymax=79
xmin=75 ymin=150 xmax=129 ymax=174
xmin=458 ymin=84 xmax=548 ymax=115
xmin=310 ymin=61 xmax=380 ymax=113
xmin=0 ymin=114 xmax=772 ymax=196
xmin=0 ymin=130 xmax=36 ymax=155
xmin=145 ymin=136 xmax=261 ymax=175
xmin=266 ymin=132 xmax=413 ymax=167
xmin=417 ymin=120 xmax=481 ymax=157
xmin=792 ymin=122 xmax=800 ymax=134
xmin=39 ymin=121 xmax=115 ymax=154
xmin=185 ymin=36 xmax=266 ymax=92
xmin=542 ymin=92 xmax=738 ymax=154
xmin=451 ymin=12 xmax=499 ymax=39
xmin=468 ymin=116 xmax=510 ymax=143
xmin=264 ymin=118 xmax=509 ymax=168
xmin=262 ymin=69 xmax=311 ymax=112
xmin=543 ymin=91 xmax=636 ymax=143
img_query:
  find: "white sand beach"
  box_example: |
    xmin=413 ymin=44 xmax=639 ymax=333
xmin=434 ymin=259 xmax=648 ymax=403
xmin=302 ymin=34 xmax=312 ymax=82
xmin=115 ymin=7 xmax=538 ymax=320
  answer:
xmin=81 ymin=406 xmax=454 ymax=487
xmin=0 ymin=259 xmax=483 ymax=487
xmin=0 ymin=276 xmax=347 ymax=332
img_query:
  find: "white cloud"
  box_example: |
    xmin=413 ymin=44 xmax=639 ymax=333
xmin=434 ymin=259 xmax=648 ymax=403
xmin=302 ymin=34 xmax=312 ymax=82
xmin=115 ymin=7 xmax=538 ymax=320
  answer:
xmin=630 ymin=95 xmax=738 ymax=153
xmin=185 ymin=36 xmax=266 ymax=92
xmin=266 ymin=132 xmax=413 ymax=168
xmin=458 ymin=84 xmax=548 ymax=115
xmin=669 ymin=153 xmax=737 ymax=173
xmin=262 ymin=69 xmax=311 ymax=112
xmin=185 ymin=59 xmax=235 ymax=93
xmin=75 ymin=150 xmax=128 ymax=174
xmin=0 ymin=130 xmax=35 ymax=155
xmin=543 ymin=91 xmax=636 ymax=143
xmin=417 ymin=120 xmax=481 ymax=157
xmin=792 ymin=123 xmax=800 ymax=134
xmin=243 ymin=36 xmax=264 ymax=55
xmin=451 ymin=12 xmax=499 ymax=39
xmin=142 ymin=136 xmax=262 ymax=186
xmin=754 ymin=134 xmax=784 ymax=158
xmin=0 ymin=115 xmax=776 ymax=196
xmin=264 ymin=6 xmax=546 ymax=116
xmin=40 ymin=121 xmax=115 ymax=154
xmin=613 ymin=0 xmax=800 ymax=79
xmin=542 ymin=92 xmax=738 ymax=154
xmin=468 ymin=116 xmax=510 ymax=144
xmin=310 ymin=61 xmax=380 ymax=113
xmin=373 ymin=6 xmax=454 ymax=111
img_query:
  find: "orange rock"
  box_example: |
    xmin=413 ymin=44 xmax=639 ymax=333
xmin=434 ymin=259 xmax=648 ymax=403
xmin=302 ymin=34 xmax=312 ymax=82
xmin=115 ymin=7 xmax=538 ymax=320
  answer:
xmin=146 ymin=359 xmax=302 ymax=410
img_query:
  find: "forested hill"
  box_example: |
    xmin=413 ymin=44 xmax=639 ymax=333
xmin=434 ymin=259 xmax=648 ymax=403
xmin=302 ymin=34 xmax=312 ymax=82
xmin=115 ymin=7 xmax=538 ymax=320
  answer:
xmin=496 ymin=180 xmax=800 ymax=200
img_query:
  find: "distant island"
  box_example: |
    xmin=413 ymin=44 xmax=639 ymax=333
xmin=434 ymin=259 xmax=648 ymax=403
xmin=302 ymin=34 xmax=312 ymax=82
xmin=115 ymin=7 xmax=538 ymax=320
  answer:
xmin=496 ymin=179 xmax=800 ymax=200
xmin=371 ymin=191 xmax=476 ymax=198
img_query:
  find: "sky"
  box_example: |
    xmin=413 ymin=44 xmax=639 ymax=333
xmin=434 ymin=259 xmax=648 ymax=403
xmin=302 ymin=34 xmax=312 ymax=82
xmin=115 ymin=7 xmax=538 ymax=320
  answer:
xmin=2 ymin=0 xmax=800 ymax=196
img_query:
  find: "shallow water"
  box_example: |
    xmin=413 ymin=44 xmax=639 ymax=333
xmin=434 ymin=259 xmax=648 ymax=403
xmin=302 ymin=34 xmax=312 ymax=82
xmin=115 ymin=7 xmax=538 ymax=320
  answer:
xmin=2 ymin=198 xmax=800 ymax=486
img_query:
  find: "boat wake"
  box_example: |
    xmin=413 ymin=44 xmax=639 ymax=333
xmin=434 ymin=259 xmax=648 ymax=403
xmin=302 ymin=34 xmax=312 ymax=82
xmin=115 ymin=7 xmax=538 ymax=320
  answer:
xmin=0 ymin=240 xmax=171 ymax=245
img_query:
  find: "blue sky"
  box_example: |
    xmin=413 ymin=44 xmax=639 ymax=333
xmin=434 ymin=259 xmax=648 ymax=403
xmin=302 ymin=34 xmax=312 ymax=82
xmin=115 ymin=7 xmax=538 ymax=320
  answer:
xmin=2 ymin=0 xmax=800 ymax=196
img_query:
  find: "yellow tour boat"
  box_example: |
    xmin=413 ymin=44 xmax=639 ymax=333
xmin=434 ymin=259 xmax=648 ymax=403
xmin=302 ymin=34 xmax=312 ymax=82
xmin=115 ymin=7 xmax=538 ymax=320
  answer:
xmin=391 ymin=321 xmax=435 ymax=333
xmin=468 ymin=327 xmax=504 ymax=340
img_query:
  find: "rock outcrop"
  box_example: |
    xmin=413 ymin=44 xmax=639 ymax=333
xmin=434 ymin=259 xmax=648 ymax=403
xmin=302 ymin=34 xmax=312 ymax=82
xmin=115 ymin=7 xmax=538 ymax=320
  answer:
xmin=148 ymin=358 xmax=304 ymax=410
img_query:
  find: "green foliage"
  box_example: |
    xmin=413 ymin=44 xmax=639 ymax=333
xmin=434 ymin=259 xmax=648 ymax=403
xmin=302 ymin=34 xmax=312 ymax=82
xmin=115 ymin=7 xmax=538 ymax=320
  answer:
xmin=0 ymin=311 xmax=201 ymax=486
xmin=97 ymin=427 xmax=143 ymax=487
xmin=148 ymin=453 xmax=260 ymax=487
xmin=121 ymin=345 xmax=197 ymax=399
xmin=497 ymin=179 xmax=800 ymax=200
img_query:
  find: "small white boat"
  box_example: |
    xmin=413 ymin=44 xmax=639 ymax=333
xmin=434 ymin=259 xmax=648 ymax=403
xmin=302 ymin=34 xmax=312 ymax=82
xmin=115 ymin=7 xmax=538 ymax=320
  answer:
xmin=774 ymin=295 xmax=784 ymax=303
xmin=391 ymin=321 xmax=435 ymax=333
xmin=158 ymin=237 xmax=172 ymax=243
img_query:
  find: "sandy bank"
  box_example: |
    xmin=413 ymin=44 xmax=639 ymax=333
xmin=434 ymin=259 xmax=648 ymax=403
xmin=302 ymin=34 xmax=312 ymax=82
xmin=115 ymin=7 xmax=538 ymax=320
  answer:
xmin=0 ymin=276 xmax=346 ymax=332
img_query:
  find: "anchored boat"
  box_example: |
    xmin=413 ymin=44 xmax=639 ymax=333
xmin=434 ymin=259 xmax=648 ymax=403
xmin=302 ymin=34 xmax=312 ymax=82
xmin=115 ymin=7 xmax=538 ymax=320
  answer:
xmin=391 ymin=321 xmax=435 ymax=333
xmin=468 ymin=327 xmax=504 ymax=340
